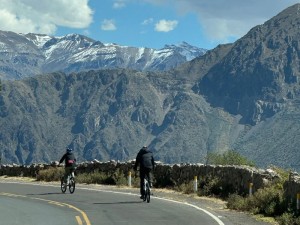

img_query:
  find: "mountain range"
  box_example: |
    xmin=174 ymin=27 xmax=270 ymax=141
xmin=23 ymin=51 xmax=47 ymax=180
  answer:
xmin=0 ymin=31 xmax=206 ymax=80
xmin=1 ymin=4 xmax=300 ymax=170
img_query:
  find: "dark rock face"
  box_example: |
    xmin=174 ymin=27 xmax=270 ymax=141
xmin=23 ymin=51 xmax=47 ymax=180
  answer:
xmin=194 ymin=3 xmax=300 ymax=125
xmin=0 ymin=70 xmax=220 ymax=165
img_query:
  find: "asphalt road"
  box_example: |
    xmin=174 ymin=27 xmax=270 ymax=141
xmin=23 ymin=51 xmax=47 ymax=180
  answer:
xmin=0 ymin=180 xmax=273 ymax=225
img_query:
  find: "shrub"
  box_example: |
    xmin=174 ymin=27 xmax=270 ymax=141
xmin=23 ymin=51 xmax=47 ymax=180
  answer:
xmin=36 ymin=167 xmax=64 ymax=181
xmin=276 ymin=213 xmax=300 ymax=225
xmin=226 ymin=193 xmax=247 ymax=210
xmin=76 ymin=171 xmax=109 ymax=184
xmin=207 ymin=150 xmax=255 ymax=166
xmin=175 ymin=181 xmax=195 ymax=194
xmin=227 ymin=185 xmax=286 ymax=216
xmin=198 ymin=176 xmax=222 ymax=196
xmin=75 ymin=169 xmax=138 ymax=186
xmin=112 ymin=168 xmax=128 ymax=186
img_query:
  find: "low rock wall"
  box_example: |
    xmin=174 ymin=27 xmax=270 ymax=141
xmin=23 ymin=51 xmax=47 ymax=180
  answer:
xmin=0 ymin=160 xmax=282 ymax=195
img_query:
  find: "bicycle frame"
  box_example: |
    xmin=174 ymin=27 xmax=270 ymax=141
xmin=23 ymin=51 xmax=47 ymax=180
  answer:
xmin=61 ymin=172 xmax=76 ymax=194
xmin=136 ymin=169 xmax=151 ymax=203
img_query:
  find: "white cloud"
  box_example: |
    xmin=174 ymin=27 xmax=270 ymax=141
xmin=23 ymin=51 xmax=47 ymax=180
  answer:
xmin=155 ymin=20 xmax=178 ymax=32
xmin=113 ymin=0 xmax=126 ymax=9
xmin=142 ymin=18 xmax=154 ymax=25
xmin=0 ymin=0 xmax=93 ymax=34
xmin=101 ymin=19 xmax=117 ymax=31
xmin=143 ymin=0 xmax=300 ymax=42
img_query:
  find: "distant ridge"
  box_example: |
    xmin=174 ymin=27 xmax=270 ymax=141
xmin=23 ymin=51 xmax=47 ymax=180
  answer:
xmin=0 ymin=31 xmax=206 ymax=80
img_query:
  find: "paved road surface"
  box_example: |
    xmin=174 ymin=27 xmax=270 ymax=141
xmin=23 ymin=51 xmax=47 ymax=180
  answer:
xmin=0 ymin=180 xmax=273 ymax=225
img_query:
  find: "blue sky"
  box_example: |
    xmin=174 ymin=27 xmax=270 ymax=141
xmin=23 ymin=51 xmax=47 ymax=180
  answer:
xmin=0 ymin=0 xmax=299 ymax=50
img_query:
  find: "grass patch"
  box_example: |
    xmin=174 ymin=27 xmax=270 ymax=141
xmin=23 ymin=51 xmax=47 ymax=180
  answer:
xmin=36 ymin=167 xmax=64 ymax=182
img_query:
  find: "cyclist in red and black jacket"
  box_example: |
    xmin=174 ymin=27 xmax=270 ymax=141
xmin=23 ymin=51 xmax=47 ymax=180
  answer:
xmin=59 ymin=148 xmax=76 ymax=183
xmin=134 ymin=146 xmax=155 ymax=199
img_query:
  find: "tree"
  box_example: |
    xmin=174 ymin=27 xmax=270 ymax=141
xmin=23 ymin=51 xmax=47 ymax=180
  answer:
xmin=206 ymin=150 xmax=255 ymax=167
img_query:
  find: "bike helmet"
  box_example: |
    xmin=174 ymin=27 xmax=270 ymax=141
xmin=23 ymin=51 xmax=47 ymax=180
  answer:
xmin=66 ymin=148 xmax=73 ymax=153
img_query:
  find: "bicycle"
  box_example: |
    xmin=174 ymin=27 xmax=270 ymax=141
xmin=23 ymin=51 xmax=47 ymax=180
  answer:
xmin=142 ymin=176 xmax=151 ymax=203
xmin=61 ymin=171 xmax=76 ymax=194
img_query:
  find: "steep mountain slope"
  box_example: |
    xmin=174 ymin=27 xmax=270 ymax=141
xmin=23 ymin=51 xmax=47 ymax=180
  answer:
xmin=0 ymin=31 xmax=45 ymax=79
xmin=183 ymin=3 xmax=300 ymax=168
xmin=0 ymin=70 xmax=241 ymax=165
xmin=0 ymin=31 xmax=206 ymax=80
xmin=194 ymin=3 xmax=300 ymax=125
xmin=234 ymin=102 xmax=300 ymax=169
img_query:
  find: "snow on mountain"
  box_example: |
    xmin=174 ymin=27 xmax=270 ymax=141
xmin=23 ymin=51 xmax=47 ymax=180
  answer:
xmin=163 ymin=42 xmax=207 ymax=61
xmin=24 ymin=33 xmax=53 ymax=48
xmin=0 ymin=31 xmax=207 ymax=80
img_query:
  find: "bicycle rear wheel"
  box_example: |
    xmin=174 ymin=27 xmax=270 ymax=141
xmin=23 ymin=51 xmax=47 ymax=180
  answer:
xmin=143 ymin=179 xmax=147 ymax=201
xmin=60 ymin=177 xmax=67 ymax=193
xmin=69 ymin=177 xmax=75 ymax=194
xmin=146 ymin=183 xmax=150 ymax=203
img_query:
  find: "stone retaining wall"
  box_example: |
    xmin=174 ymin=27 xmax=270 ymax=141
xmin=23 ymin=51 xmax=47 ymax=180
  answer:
xmin=0 ymin=160 xmax=283 ymax=195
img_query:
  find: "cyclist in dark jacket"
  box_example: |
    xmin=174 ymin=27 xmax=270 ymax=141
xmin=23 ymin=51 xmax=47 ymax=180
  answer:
xmin=134 ymin=146 xmax=155 ymax=198
xmin=59 ymin=148 xmax=76 ymax=183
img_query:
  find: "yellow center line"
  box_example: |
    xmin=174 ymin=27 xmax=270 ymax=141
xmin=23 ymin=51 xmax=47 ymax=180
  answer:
xmin=62 ymin=203 xmax=91 ymax=225
xmin=1 ymin=192 xmax=26 ymax=198
xmin=0 ymin=192 xmax=91 ymax=225
xmin=48 ymin=201 xmax=65 ymax=207
xmin=76 ymin=216 xmax=83 ymax=225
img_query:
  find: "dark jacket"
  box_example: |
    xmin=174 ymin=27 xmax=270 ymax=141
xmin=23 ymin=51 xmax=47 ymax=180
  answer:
xmin=134 ymin=147 xmax=155 ymax=170
xmin=59 ymin=152 xmax=76 ymax=168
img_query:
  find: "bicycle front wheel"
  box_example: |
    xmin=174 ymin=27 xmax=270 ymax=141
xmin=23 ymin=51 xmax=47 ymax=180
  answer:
xmin=69 ymin=178 xmax=76 ymax=194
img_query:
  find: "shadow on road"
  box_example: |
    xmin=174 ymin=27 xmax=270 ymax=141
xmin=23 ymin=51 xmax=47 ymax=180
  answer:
xmin=27 ymin=192 xmax=63 ymax=196
xmin=94 ymin=201 xmax=143 ymax=205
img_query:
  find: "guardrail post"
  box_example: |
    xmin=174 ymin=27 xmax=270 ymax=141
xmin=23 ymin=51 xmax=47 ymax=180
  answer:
xmin=249 ymin=182 xmax=253 ymax=196
xmin=193 ymin=176 xmax=198 ymax=192
xmin=297 ymin=193 xmax=300 ymax=210
xmin=128 ymin=171 xmax=132 ymax=187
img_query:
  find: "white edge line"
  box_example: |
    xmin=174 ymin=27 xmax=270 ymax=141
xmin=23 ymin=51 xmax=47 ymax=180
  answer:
xmin=0 ymin=181 xmax=225 ymax=225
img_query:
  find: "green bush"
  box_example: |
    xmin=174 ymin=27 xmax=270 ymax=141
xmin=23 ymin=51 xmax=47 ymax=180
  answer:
xmin=207 ymin=150 xmax=255 ymax=166
xmin=226 ymin=193 xmax=247 ymax=210
xmin=75 ymin=169 xmax=138 ymax=186
xmin=175 ymin=181 xmax=195 ymax=194
xmin=36 ymin=167 xmax=64 ymax=181
xmin=276 ymin=212 xmax=300 ymax=225
xmin=197 ymin=176 xmax=236 ymax=198
xmin=76 ymin=171 xmax=109 ymax=184
xmin=198 ymin=176 xmax=222 ymax=196
xmin=112 ymin=168 xmax=128 ymax=186
xmin=227 ymin=185 xmax=286 ymax=217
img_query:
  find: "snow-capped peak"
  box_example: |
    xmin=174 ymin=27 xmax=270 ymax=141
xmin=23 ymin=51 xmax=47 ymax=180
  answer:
xmin=23 ymin=33 xmax=53 ymax=48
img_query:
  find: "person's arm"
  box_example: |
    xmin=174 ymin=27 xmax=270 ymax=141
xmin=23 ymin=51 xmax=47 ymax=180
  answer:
xmin=151 ymin=155 xmax=155 ymax=168
xmin=134 ymin=152 xmax=140 ymax=170
xmin=59 ymin=154 xmax=66 ymax=164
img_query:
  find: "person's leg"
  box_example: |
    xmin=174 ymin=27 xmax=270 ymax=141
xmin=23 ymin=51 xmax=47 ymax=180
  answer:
xmin=140 ymin=169 xmax=146 ymax=197
xmin=64 ymin=167 xmax=71 ymax=183
xmin=70 ymin=168 xmax=75 ymax=178
xmin=146 ymin=169 xmax=152 ymax=188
